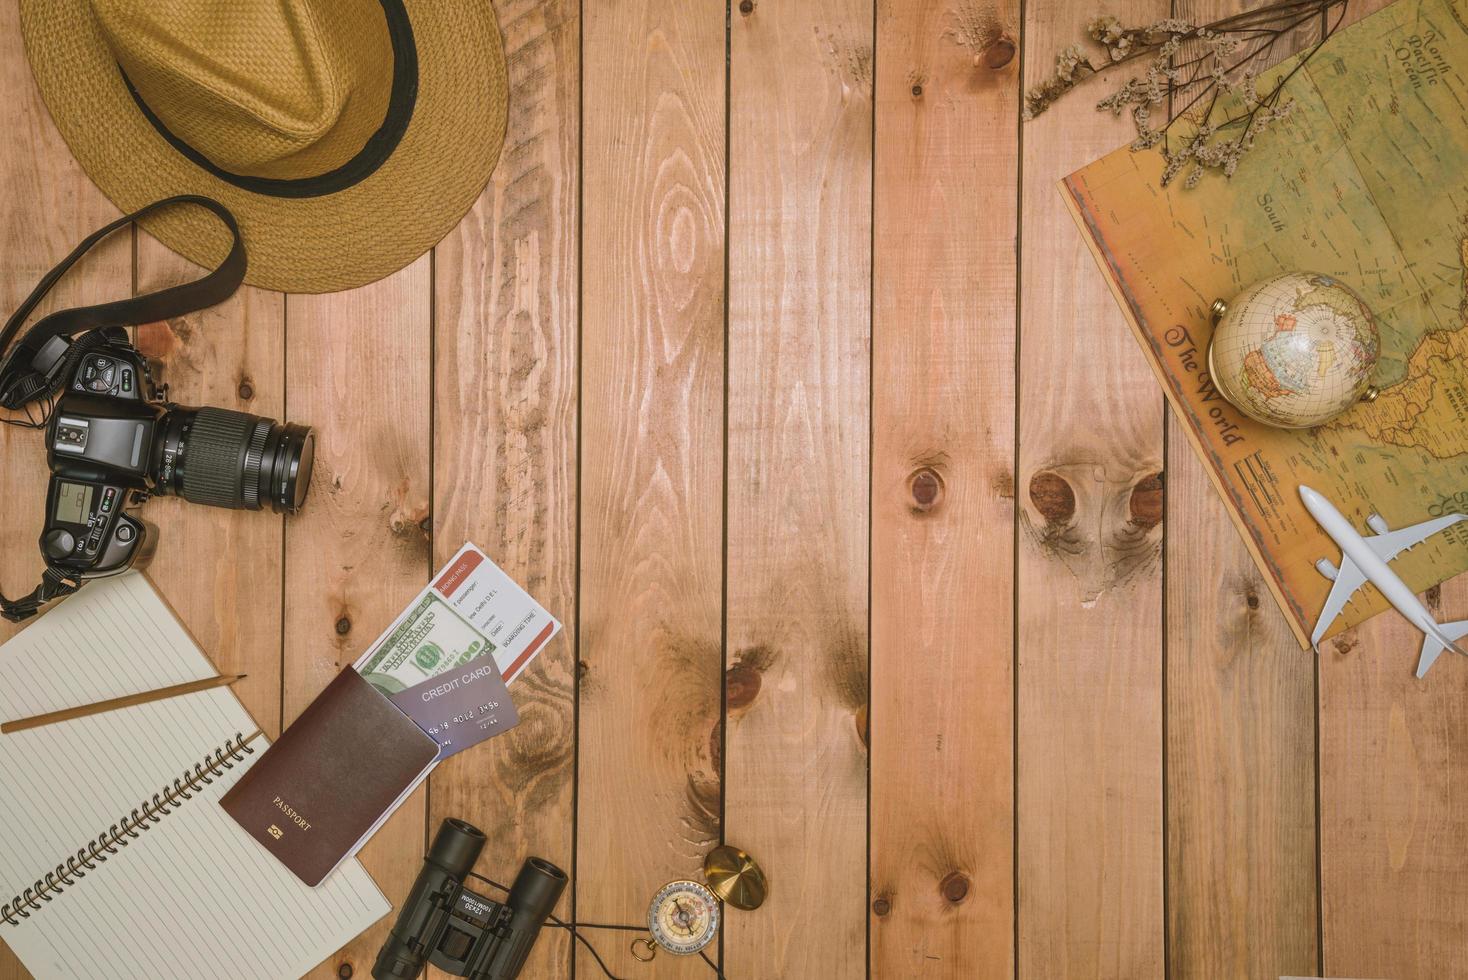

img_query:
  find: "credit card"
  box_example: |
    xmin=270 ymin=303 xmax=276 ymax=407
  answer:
xmin=386 ymin=652 xmax=519 ymax=756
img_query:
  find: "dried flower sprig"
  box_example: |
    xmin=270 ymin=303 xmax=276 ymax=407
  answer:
xmin=1025 ymin=0 xmax=1349 ymax=186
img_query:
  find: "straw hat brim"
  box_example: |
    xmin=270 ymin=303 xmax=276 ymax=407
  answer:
xmin=19 ymin=1 xmax=507 ymax=294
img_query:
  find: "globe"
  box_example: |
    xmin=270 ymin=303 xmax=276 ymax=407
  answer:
xmin=1207 ymin=272 xmax=1380 ymax=428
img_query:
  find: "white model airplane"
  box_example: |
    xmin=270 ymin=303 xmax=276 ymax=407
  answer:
xmin=1299 ymin=485 xmax=1468 ymax=677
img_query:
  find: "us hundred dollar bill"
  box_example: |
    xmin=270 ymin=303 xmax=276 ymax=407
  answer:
xmin=358 ymin=593 xmax=496 ymax=695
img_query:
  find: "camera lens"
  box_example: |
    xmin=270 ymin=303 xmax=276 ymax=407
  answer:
xmin=154 ymin=407 xmax=315 ymax=513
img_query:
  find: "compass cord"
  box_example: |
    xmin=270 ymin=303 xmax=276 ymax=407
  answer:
xmin=469 ymin=872 xmax=729 ymax=980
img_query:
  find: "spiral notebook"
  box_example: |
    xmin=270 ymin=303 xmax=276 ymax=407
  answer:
xmin=0 ymin=573 xmax=390 ymax=980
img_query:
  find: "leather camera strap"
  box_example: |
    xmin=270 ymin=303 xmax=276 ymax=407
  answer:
xmin=0 ymin=195 xmax=245 ymax=409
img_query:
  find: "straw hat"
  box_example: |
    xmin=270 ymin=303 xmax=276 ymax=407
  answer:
xmin=19 ymin=0 xmax=507 ymax=293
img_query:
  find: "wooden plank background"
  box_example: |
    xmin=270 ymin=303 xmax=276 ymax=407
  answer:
xmin=3 ymin=1 xmax=1467 ymax=978
xmin=870 ymin=0 xmax=1017 ymax=976
xmin=1019 ymin=0 xmax=1166 ymax=975
xmin=726 ymin=0 xmax=870 ymax=975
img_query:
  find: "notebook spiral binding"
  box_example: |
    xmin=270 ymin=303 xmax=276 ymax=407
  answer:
xmin=1 ymin=730 xmax=262 ymax=926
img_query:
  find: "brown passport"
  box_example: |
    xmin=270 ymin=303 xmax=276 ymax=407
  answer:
xmin=221 ymin=667 xmax=439 ymax=886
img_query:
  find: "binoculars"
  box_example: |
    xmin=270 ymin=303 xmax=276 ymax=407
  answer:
xmin=372 ymin=819 xmax=567 ymax=980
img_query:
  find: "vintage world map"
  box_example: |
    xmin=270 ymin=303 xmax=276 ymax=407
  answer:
xmin=1064 ymin=0 xmax=1468 ymax=645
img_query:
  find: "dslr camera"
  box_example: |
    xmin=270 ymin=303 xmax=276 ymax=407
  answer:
xmin=40 ymin=327 xmax=314 ymax=577
xmin=0 ymin=195 xmax=313 ymax=622
xmin=374 ymin=819 xmax=567 ymax=980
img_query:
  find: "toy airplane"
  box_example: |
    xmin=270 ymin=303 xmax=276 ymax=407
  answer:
xmin=1300 ymin=485 xmax=1468 ymax=677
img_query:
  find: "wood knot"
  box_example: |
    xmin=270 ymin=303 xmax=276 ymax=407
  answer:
xmin=577 ymin=660 xmax=590 ymax=678
xmin=992 ymin=468 xmax=1015 ymax=500
xmin=1129 ymin=472 xmax=1164 ymax=529
xmin=419 ymin=515 xmax=433 ymax=534
xmin=726 ymin=663 xmax=762 ymax=711
xmin=237 ymin=378 xmax=255 ymax=401
xmin=1246 ymin=592 xmax=1260 ymax=610
xmin=939 ymin=871 xmax=970 ymax=903
xmin=738 ymin=0 xmax=753 ymax=12
xmin=872 ymin=895 xmax=891 ymax=917
xmin=910 ymin=83 xmax=923 ymax=97
xmin=909 ymin=467 xmax=944 ymax=513
xmin=134 ymin=318 xmax=186 ymax=361
xmin=337 ymin=963 xmax=353 ymax=979
xmin=335 ymin=617 xmax=351 ymax=636
xmin=982 ymin=37 xmax=1016 ymax=69
xmin=1029 ymin=471 xmax=1075 ymax=523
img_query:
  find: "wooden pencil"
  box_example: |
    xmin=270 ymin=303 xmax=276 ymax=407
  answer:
xmin=0 ymin=674 xmax=246 ymax=734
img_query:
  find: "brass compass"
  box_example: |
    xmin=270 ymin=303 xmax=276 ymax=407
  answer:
xmin=631 ymin=845 xmax=767 ymax=962
xmin=640 ymin=880 xmax=720 ymax=957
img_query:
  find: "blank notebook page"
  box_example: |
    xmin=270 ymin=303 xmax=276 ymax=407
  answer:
xmin=0 ymin=573 xmax=389 ymax=980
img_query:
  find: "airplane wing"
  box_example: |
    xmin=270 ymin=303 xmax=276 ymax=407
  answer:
xmin=1310 ymin=556 xmax=1367 ymax=650
xmin=1366 ymin=513 xmax=1468 ymax=562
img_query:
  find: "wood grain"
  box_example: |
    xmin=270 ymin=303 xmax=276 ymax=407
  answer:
xmin=133 ymin=233 xmax=286 ymax=740
xmin=1159 ymin=0 xmax=1323 ymax=975
xmin=577 ymin=0 xmax=726 ymax=976
xmin=1319 ymin=586 xmax=1468 ymax=979
xmin=726 ymin=0 xmax=871 ymax=976
xmin=0 ymin=6 xmax=127 ymax=977
xmin=282 ymin=264 xmax=433 ymax=980
xmin=428 ymin=1 xmax=579 ymax=978
xmin=1017 ymin=0 xmax=1168 ymax=975
xmin=1165 ymin=446 xmax=1318 ymax=978
xmin=870 ymin=0 xmax=1018 ymax=976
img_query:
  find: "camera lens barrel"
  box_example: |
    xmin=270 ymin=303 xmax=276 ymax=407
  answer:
xmin=156 ymin=407 xmax=314 ymax=513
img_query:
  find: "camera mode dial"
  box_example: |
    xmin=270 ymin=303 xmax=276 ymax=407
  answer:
xmin=42 ymin=528 xmax=75 ymax=560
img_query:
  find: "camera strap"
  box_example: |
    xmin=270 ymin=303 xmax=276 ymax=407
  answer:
xmin=0 ymin=195 xmax=246 ymax=623
xmin=0 ymin=569 xmax=84 ymax=624
xmin=0 ymin=195 xmax=245 ymax=410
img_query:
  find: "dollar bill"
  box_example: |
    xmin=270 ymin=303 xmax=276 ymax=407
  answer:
xmin=358 ymin=593 xmax=496 ymax=696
